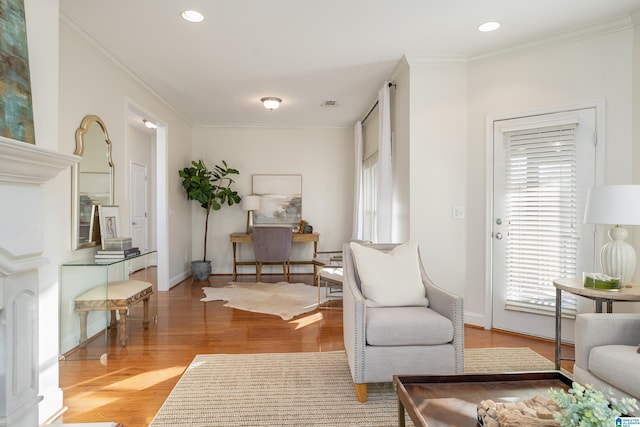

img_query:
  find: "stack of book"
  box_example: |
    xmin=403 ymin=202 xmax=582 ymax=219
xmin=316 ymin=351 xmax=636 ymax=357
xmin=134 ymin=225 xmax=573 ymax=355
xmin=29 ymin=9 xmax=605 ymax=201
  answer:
xmin=95 ymin=246 xmax=140 ymax=262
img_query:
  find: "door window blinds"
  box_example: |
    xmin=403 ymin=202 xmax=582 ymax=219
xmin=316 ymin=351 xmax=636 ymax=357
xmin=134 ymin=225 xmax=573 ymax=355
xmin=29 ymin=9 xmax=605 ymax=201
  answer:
xmin=504 ymin=124 xmax=578 ymax=315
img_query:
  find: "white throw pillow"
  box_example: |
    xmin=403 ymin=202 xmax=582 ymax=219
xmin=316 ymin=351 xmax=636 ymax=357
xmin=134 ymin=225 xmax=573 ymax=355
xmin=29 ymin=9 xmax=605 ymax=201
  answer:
xmin=350 ymin=241 xmax=428 ymax=307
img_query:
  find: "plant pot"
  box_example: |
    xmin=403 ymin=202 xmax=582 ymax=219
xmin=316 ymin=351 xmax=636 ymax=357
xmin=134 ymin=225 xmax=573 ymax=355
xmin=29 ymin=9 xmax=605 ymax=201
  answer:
xmin=191 ymin=260 xmax=212 ymax=281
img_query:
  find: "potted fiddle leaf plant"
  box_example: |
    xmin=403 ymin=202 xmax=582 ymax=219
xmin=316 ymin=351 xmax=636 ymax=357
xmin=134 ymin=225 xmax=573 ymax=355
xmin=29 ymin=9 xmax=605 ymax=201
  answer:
xmin=179 ymin=159 xmax=241 ymax=281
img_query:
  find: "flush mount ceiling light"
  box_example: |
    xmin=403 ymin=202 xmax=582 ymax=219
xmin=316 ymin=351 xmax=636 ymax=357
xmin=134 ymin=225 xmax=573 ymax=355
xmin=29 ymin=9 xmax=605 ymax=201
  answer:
xmin=143 ymin=119 xmax=157 ymax=129
xmin=261 ymin=97 xmax=282 ymax=110
xmin=181 ymin=10 xmax=205 ymax=23
xmin=478 ymin=21 xmax=501 ymax=32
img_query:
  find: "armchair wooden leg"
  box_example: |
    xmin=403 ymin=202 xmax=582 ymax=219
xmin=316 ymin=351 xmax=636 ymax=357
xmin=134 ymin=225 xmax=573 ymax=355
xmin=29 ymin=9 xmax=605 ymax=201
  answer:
xmin=355 ymin=383 xmax=368 ymax=403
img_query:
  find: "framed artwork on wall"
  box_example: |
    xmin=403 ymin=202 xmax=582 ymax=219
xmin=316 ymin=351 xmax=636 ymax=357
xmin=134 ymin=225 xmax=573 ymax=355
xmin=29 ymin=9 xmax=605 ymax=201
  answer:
xmin=252 ymin=174 xmax=302 ymax=226
xmin=0 ymin=0 xmax=35 ymax=144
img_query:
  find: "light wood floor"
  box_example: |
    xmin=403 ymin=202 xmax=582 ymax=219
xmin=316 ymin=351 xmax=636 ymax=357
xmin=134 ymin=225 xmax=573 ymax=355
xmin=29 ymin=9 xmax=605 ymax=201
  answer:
xmin=52 ymin=269 xmax=574 ymax=426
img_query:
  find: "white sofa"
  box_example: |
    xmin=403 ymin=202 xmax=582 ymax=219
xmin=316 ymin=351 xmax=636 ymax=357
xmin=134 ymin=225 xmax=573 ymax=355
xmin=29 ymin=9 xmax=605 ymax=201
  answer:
xmin=574 ymin=313 xmax=640 ymax=406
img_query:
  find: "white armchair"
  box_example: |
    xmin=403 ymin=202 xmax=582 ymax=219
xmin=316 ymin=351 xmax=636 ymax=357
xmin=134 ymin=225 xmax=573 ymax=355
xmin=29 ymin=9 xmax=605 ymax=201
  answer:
xmin=342 ymin=242 xmax=464 ymax=402
xmin=574 ymin=313 xmax=640 ymax=406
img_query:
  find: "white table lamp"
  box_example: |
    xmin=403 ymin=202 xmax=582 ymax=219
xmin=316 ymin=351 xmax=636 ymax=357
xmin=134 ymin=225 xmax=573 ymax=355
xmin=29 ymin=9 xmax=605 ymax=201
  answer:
xmin=242 ymin=195 xmax=261 ymax=233
xmin=584 ymin=185 xmax=640 ymax=283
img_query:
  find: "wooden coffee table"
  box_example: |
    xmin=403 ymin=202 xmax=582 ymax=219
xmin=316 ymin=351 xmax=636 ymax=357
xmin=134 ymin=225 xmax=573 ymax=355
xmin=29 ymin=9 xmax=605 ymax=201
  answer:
xmin=394 ymin=371 xmax=572 ymax=427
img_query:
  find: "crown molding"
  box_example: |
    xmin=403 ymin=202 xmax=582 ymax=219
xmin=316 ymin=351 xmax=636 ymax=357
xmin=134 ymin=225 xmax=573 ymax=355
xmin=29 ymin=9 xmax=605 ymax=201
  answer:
xmin=470 ymin=14 xmax=634 ymax=65
xmin=193 ymin=122 xmax=353 ymax=130
xmin=631 ymin=8 xmax=640 ymax=27
xmin=59 ymin=11 xmax=192 ymax=126
xmin=403 ymin=55 xmax=469 ymax=67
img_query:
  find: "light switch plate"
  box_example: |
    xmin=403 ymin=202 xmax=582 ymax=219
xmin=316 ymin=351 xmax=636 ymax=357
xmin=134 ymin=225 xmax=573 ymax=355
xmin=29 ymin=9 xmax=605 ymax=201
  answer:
xmin=452 ymin=206 xmax=465 ymax=219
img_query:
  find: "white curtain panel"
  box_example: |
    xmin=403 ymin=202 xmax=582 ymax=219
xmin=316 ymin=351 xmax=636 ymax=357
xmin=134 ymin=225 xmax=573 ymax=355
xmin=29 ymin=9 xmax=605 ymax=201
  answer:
xmin=376 ymin=82 xmax=392 ymax=242
xmin=352 ymin=120 xmax=364 ymax=240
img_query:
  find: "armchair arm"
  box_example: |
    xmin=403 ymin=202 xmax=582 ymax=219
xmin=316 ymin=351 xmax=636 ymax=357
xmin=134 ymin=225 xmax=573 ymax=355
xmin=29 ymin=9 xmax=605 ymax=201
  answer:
xmin=424 ymin=277 xmax=464 ymax=372
xmin=575 ymin=313 xmax=640 ymax=369
xmin=342 ymin=243 xmax=367 ymax=383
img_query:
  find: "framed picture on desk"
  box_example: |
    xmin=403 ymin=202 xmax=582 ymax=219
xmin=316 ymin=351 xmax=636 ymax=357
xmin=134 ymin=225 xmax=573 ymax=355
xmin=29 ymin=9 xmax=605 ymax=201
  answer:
xmin=252 ymin=174 xmax=302 ymax=226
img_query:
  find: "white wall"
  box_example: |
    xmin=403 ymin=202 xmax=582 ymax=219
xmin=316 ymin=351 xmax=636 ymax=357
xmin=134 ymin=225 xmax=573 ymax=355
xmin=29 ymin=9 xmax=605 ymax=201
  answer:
xmin=25 ymin=0 xmax=65 ymax=421
xmin=390 ymin=61 xmax=411 ymax=243
xmin=190 ymin=126 xmax=353 ymax=275
xmin=406 ymin=58 xmax=469 ymax=299
xmin=58 ymin=18 xmax=193 ymax=288
xmin=465 ymin=27 xmax=635 ymax=326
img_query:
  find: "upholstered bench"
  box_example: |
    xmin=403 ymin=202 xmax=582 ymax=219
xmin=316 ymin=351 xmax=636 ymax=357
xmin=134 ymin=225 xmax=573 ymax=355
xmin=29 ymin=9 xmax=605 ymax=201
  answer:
xmin=75 ymin=279 xmax=153 ymax=347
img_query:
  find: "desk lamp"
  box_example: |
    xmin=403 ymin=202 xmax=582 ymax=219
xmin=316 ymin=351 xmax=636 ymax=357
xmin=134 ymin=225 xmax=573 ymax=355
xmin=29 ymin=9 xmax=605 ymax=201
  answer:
xmin=242 ymin=195 xmax=261 ymax=233
xmin=584 ymin=185 xmax=640 ymax=283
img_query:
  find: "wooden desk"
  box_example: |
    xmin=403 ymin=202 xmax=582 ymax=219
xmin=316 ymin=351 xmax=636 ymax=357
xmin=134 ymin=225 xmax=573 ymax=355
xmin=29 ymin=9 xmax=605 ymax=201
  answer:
xmin=553 ymin=277 xmax=640 ymax=369
xmin=230 ymin=232 xmax=319 ymax=280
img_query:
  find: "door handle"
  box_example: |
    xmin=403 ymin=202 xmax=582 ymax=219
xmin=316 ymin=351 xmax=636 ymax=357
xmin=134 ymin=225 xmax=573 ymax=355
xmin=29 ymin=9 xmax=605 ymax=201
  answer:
xmin=132 ymin=221 xmax=138 ymax=226
xmin=495 ymin=232 xmax=503 ymax=240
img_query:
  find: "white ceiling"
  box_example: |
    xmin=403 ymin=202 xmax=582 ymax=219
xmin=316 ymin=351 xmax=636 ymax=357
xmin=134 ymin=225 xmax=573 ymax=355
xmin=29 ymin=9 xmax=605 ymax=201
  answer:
xmin=59 ymin=0 xmax=640 ymax=128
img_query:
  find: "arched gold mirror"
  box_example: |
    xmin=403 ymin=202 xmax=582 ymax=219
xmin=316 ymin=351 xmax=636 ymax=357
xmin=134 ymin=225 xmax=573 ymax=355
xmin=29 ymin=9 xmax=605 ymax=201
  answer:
xmin=71 ymin=115 xmax=114 ymax=249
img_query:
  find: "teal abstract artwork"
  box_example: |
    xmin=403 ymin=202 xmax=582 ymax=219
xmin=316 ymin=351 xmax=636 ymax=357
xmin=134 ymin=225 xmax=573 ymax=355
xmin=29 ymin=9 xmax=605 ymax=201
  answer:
xmin=0 ymin=0 xmax=35 ymax=144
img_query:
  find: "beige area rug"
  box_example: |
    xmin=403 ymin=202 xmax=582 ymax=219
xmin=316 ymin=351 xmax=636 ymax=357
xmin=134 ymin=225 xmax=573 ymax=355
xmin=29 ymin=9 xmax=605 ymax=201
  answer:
xmin=201 ymin=282 xmax=327 ymax=320
xmin=149 ymin=348 xmax=560 ymax=427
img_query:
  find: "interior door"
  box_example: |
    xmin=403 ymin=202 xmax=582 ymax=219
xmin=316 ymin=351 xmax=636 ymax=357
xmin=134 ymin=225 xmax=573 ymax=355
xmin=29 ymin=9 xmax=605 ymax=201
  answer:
xmin=491 ymin=107 xmax=597 ymax=339
xmin=130 ymin=162 xmax=148 ymax=252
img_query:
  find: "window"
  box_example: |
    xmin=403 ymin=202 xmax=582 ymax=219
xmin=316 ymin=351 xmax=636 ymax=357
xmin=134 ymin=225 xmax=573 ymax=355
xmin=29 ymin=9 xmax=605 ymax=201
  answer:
xmin=362 ymin=152 xmax=378 ymax=242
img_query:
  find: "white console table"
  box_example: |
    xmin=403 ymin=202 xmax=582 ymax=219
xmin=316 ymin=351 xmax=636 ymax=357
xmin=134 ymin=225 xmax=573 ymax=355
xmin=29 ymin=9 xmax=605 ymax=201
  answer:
xmin=60 ymin=251 xmax=157 ymax=360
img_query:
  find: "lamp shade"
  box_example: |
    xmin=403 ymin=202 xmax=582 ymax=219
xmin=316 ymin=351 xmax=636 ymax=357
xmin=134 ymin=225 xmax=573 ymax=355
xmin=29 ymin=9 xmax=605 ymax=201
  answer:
xmin=584 ymin=185 xmax=640 ymax=225
xmin=241 ymin=195 xmax=261 ymax=211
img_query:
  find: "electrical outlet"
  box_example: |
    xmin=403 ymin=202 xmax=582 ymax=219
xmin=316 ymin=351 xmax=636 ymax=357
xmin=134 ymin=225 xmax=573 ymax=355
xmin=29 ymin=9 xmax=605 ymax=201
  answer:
xmin=452 ymin=206 xmax=465 ymax=220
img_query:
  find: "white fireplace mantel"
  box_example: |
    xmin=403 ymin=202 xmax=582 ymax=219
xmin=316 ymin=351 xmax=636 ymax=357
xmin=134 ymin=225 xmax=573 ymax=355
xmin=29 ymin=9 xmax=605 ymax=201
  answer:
xmin=0 ymin=136 xmax=79 ymax=276
xmin=0 ymin=136 xmax=79 ymax=185
xmin=0 ymin=136 xmax=78 ymax=427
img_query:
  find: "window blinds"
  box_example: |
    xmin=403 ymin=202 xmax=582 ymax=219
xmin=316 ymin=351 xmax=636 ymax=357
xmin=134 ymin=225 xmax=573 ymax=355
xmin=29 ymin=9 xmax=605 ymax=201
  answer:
xmin=504 ymin=124 xmax=578 ymax=314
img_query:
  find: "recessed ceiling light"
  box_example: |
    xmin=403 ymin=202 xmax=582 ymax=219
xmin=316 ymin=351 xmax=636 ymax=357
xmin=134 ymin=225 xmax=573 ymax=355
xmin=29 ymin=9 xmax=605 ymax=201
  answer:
xmin=181 ymin=10 xmax=205 ymax=23
xmin=478 ymin=21 xmax=501 ymax=32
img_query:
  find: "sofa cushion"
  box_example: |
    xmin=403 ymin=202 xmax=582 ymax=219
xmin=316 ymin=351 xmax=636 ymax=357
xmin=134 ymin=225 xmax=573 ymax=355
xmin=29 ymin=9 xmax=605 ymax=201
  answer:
xmin=589 ymin=345 xmax=640 ymax=399
xmin=350 ymin=241 xmax=428 ymax=307
xmin=366 ymin=306 xmax=453 ymax=346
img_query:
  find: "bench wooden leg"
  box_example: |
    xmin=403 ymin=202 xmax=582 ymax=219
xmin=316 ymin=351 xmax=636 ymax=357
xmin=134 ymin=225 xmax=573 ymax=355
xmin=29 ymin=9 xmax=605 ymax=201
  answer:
xmin=110 ymin=310 xmax=117 ymax=329
xmin=143 ymin=297 xmax=150 ymax=329
xmin=78 ymin=311 xmax=88 ymax=345
xmin=118 ymin=308 xmax=128 ymax=347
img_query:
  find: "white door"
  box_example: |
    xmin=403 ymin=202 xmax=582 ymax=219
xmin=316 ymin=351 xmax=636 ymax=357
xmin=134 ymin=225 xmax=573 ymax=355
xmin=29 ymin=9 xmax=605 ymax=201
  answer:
xmin=491 ymin=107 xmax=598 ymax=339
xmin=130 ymin=162 xmax=148 ymax=252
